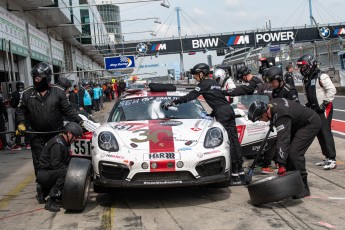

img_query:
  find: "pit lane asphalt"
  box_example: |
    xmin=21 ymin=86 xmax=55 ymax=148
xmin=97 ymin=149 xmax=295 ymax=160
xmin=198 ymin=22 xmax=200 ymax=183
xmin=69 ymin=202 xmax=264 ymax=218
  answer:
xmin=0 ymin=99 xmax=344 ymax=230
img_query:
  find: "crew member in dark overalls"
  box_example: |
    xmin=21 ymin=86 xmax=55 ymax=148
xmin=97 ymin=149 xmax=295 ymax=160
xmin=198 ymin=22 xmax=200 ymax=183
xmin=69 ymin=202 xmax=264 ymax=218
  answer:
xmin=258 ymin=66 xmax=300 ymax=174
xmin=248 ymin=98 xmax=321 ymax=198
xmin=37 ymin=122 xmax=83 ymax=212
xmin=162 ymin=63 xmax=245 ymax=185
xmin=265 ymin=66 xmax=300 ymax=103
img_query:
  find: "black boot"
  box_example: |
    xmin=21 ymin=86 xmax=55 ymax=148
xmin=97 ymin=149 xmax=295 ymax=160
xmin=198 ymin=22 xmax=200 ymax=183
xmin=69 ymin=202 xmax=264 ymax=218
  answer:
xmin=36 ymin=184 xmax=46 ymax=204
xmin=45 ymin=198 xmax=60 ymax=212
xmin=293 ymin=183 xmax=311 ymax=199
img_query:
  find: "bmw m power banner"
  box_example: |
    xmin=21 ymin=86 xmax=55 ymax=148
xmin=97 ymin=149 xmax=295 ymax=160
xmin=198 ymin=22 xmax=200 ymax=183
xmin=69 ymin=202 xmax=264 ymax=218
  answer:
xmin=104 ymin=55 xmax=135 ymax=70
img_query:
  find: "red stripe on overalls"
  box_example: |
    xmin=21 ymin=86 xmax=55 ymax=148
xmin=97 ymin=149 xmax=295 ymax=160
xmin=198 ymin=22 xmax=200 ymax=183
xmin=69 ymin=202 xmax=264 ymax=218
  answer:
xmin=148 ymin=120 xmax=176 ymax=172
xmin=324 ymin=102 xmax=332 ymax=119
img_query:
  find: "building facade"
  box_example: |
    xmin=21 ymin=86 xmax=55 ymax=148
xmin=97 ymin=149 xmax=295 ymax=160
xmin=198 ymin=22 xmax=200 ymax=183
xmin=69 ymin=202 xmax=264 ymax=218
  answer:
xmin=0 ymin=0 xmax=115 ymax=100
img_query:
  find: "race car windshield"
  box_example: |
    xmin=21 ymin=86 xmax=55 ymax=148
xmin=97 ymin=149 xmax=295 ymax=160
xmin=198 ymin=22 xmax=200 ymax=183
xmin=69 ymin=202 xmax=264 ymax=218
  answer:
xmin=109 ymin=97 xmax=206 ymax=122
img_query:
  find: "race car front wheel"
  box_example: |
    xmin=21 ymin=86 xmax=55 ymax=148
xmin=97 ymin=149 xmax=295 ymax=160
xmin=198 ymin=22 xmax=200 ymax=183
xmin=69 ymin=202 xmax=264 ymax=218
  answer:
xmin=247 ymin=170 xmax=304 ymax=206
xmin=62 ymin=158 xmax=92 ymax=212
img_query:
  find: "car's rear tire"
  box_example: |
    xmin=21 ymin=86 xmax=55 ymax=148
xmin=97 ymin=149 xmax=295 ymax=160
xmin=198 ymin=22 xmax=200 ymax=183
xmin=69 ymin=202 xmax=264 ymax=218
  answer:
xmin=62 ymin=158 xmax=91 ymax=212
xmin=247 ymin=170 xmax=304 ymax=206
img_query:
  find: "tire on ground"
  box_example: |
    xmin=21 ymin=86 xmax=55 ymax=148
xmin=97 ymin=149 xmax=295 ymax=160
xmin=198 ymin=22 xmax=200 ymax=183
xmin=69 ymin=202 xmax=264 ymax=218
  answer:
xmin=62 ymin=158 xmax=92 ymax=212
xmin=247 ymin=170 xmax=304 ymax=206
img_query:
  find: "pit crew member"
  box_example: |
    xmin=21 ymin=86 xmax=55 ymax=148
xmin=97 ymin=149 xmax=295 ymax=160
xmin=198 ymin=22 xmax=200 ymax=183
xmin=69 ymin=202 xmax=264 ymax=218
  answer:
xmin=248 ymin=98 xmax=321 ymax=198
xmin=297 ymin=54 xmax=337 ymax=170
xmin=162 ymin=63 xmax=245 ymax=185
xmin=37 ymin=122 xmax=83 ymax=212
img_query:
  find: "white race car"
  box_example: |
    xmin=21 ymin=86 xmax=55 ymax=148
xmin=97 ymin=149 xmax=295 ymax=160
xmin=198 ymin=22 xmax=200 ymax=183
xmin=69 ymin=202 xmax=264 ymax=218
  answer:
xmin=62 ymin=86 xmax=276 ymax=212
xmin=91 ymin=86 xmax=231 ymax=189
xmin=62 ymin=85 xmax=231 ymax=211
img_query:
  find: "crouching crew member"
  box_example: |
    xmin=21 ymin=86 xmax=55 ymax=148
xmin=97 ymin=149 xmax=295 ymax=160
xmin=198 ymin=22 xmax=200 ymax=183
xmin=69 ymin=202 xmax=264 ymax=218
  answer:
xmin=37 ymin=122 xmax=83 ymax=212
xmin=248 ymin=98 xmax=321 ymax=198
xmin=162 ymin=63 xmax=245 ymax=185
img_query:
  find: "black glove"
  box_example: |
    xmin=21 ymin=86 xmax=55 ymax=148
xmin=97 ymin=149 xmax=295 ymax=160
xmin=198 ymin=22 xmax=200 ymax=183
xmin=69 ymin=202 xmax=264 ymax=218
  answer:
xmin=208 ymin=111 xmax=215 ymax=118
xmin=161 ymin=101 xmax=175 ymax=110
xmin=305 ymin=102 xmax=310 ymax=108
xmin=316 ymin=100 xmax=330 ymax=113
xmin=323 ymin=100 xmax=330 ymax=106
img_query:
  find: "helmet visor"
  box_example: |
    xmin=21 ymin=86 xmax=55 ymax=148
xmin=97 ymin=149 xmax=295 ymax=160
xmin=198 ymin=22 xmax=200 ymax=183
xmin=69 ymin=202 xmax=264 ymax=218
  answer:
xmin=190 ymin=68 xmax=201 ymax=75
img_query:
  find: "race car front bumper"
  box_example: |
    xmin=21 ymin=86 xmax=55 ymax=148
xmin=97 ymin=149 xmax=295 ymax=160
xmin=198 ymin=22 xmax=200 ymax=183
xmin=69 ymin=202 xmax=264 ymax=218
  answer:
xmin=93 ymin=157 xmax=230 ymax=188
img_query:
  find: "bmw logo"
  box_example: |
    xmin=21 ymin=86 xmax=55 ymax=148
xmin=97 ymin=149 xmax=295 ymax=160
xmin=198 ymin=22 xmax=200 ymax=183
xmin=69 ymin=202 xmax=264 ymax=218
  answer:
xmin=136 ymin=43 xmax=148 ymax=54
xmin=320 ymin=27 xmax=330 ymax=38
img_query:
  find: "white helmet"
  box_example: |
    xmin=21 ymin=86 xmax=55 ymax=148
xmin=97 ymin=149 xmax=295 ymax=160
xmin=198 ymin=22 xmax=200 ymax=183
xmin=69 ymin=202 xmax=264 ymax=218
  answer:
xmin=213 ymin=69 xmax=226 ymax=85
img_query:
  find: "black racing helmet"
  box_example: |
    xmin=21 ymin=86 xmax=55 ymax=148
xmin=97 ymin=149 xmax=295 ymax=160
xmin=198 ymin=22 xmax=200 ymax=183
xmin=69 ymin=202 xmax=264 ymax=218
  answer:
xmin=237 ymin=66 xmax=251 ymax=79
xmin=190 ymin=63 xmax=210 ymax=76
xmin=57 ymin=78 xmax=72 ymax=90
xmin=296 ymin=54 xmax=317 ymax=77
xmin=16 ymin=81 xmax=25 ymax=90
xmin=64 ymin=122 xmax=83 ymax=137
xmin=31 ymin=62 xmax=52 ymax=82
xmin=248 ymin=101 xmax=268 ymax=123
xmin=264 ymin=66 xmax=283 ymax=83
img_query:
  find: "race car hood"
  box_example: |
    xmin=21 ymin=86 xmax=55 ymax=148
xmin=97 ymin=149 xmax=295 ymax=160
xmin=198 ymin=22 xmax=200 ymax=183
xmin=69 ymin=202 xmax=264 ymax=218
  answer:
xmin=104 ymin=119 xmax=215 ymax=150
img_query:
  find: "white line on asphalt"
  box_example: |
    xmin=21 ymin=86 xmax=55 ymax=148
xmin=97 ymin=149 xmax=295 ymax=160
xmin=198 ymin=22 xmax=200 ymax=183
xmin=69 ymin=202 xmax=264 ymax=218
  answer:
xmin=334 ymin=109 xmax=345 ymax=112
xmin=332 ymin=130 xmax=345 ymax=136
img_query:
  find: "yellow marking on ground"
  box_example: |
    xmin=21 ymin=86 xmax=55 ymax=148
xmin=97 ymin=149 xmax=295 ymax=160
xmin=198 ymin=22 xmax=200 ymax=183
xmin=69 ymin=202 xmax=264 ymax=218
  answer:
xmin=0 ymin=173 xmax=35 ymax=211
xmin=100 ymin=203 xmax=114 ymax=230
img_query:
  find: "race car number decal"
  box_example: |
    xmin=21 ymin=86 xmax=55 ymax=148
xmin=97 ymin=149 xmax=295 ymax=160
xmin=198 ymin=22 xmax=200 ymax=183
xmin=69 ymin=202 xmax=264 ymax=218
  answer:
xmin=130 ymin=129 xmax=173 ymax=143
xmin=71 ymin=139 xmax=91 ymax=156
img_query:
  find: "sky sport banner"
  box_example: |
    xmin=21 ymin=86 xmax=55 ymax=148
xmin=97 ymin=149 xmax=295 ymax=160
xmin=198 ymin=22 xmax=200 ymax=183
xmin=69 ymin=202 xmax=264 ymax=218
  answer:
xmin=104 ymin=56 xmax=135 ymax=70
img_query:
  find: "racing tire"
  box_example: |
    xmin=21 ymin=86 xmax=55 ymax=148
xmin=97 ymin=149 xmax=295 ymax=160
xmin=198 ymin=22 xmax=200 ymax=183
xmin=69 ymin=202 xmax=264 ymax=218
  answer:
xmin=62 ymin=158 xmax=92 ymax=212
xmin=247 ymin=170 xmax=304 ymax=206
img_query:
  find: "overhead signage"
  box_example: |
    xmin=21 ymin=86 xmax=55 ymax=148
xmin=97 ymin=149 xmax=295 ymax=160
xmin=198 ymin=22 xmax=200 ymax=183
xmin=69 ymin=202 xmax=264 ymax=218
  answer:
xmin=51 ymin=38 xmax=65 ymax=67
xmin=115 ymin=24 xmax=345 ymax=56
xmin=28 ymin=24 xmax=50 ymax=62
xmin=104 ymin=55 xmax=135 ymax=70
xmin=0 ymin=7 xmax=28 ymax=56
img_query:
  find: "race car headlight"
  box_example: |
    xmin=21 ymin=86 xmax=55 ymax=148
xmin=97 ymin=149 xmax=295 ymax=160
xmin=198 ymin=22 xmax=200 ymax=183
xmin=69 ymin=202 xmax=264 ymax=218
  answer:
xmin=204 ymin=127 xmax=223 ymax=148
xmin=98 ymin=131 xmax=119 ymax=152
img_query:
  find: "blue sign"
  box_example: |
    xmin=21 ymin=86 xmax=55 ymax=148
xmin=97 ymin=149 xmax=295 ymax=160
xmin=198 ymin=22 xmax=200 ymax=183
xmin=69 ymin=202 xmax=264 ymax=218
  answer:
xmin=269 ymin=45 xmax=281 ymax=52
xmin=104 ymin=55 xmax=135 ymax=70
